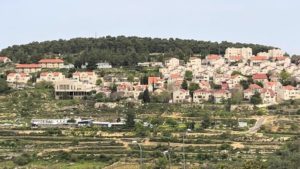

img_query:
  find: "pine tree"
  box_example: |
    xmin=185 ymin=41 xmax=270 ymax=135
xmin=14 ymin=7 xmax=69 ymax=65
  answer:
xmin=142 ymin=88 xmax=151 ymax=103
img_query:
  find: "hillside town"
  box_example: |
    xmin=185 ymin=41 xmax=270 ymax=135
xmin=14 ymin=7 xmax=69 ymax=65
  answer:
xmin=1 ymin=47 xmax=300 ymax=106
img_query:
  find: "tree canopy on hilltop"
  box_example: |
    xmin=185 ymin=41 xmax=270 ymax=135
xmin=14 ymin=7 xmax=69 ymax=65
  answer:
xmin=0 ymin=36 xmax=275 ymax=66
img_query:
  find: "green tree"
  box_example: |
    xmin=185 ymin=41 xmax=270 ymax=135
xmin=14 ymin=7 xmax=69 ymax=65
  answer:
xmin=240 ymin=80 xmax=250 ymax=89
xmin=255 ymin=81 xmax=264 ymax=88
xmin=184 ymin=70 xmax=193 ymax=81
xmin=188 ymin=82 xmax=200 ymax=96
xmin=242 ymin=160 xmax=267 ymax=169
xmin=250 ymin=91 xmax=262 ymax=105
xmin=142 ymin=88 xmax=150 ymax=103
xmin=201 ymin=114 xmax=211 ymax=129
xmin=134 ymin=122 xmax=150 ymax=137
xmin=0 ymin=36 xmax=275 ymax=66
xmin=127 ymin=75 xmax=134 ymax=82
xmin=231 ymin=71 xmax=241 ymax=76
xmin=181 ymin=80 xmax=188 ymax=90
xmin=279 ymin=69 xmax=292 ymax=85
xmin=154 ymin=157 xmax=168 ymax=169
xmin=95 ymin=93 xmax=105 ymax=102
xmin=125 ymin=111 xmax=135 ymax=128
xmin=0 ymin=78 xmax=9 ymax=93
xmin=110 ymin=83 xmax=117 ymax=92
xmin=96 ymin=79 xmax=102 ymax=86
xmin=13 ymin=153 xmax=32 ymax=166
xmin=224 ymin=99 xmax=232 ymax=111
xmin=150 ymin=91 xmax=171 ymax=103
xmin=35 ymin=81 xmax=53 ymax=89
xmin=231 ymin=88 xmax=243 ymax=104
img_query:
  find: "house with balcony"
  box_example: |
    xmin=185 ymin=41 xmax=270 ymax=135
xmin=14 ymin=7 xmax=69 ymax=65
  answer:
xmin=6 ymin=73 xmax=31 ymax=87
xmin=72 ymin=71 xmax=98 ymax=85
xmin=37 ymin=72 xmax=65 ymax=83
xmin=54 ymin=79 xmax=95 ymax=99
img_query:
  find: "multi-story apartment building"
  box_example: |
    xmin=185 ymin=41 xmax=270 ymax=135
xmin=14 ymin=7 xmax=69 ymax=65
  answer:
xmin=54 ymin=79 xmax=95 ymax=99
xmin=15 ymin=64 xmax=42 ymax=73
xmin=268 ymin=49 xmax=285 ymax=58
xmin=165 ymin=58 xmax=180 ymax=68
xmin=225 ymin=47 xmax=253 ymax=60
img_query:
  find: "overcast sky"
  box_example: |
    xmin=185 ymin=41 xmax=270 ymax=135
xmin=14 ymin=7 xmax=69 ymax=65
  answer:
xmin=1 ymin=0 xmax=299 ymax=54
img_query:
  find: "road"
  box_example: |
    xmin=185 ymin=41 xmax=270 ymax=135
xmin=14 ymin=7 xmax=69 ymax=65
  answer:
xmin=248 ymin=116 xmax=265 ymax=133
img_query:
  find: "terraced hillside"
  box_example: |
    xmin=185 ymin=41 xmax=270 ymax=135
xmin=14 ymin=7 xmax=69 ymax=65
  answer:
xmin=0 ymin=88 xmax=299 ymax=168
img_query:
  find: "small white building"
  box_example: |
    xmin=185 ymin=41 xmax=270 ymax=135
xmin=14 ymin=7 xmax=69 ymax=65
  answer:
xmin=97 ymin=62 xmax=112 ymax=69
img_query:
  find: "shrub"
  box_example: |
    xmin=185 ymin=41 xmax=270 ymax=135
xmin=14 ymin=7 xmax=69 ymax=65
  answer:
xmin=13 ymin=153 xmax=32 ymax=166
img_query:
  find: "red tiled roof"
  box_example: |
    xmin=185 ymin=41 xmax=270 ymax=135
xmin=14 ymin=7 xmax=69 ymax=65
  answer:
xmin=265 ymin=82 xmax=277 ymax=86
xmin=0 ymin=56 xmax=9 ymax=62
xmin=194 ymin=89 xmax=211 ymax=94
xmin=179 ymin=89 xmax=188 ymax=93
xmin=38 ymin=58 xmax=64 ymax=63
xmin=261 ymin=88 xmax=276 ymax=97
xmin=148 ymin=77 xmax=160 ymax=84
xmin=170 ymin=73 xmax=182 ymax=79
xmin=213 ymin=89 xmax=229 ymax=94
xmin=200 ymin=80 xmax=210 ymax=87
xmin=40 ymin=72 xmax=62 ymax=77
xmin=251 ymin=56 xmax=268 ymax=61
xmin=252 ymin=73 xmax=268 ymax=80
xmin=207 ymin=54 xmax=221 ymax=60
xmin=283 ymin=85 xmax=295 ymax=90
xmin=249 ymin=84 xmax=263 ymax=90
xmin=16 ymin=64 xmax=41 ymax=68
xmin=244 ymin=89 xmax=253 ymax=93
xmin=8 ymin=73 xmax=29 ymax=77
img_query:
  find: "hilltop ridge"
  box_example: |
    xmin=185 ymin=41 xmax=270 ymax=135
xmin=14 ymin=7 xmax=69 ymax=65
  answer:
xmin=0 ymin=36 xmax=275 ymax=66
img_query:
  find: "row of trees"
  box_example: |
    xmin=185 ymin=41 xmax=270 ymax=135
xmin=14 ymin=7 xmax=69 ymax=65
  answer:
xmin=0 ymin=36 xmax=275 ymax=66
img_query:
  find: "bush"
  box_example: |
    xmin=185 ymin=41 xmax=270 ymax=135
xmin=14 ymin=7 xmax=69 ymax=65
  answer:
xmin=0 ymin=78 xmax=9 ymax=93
xmin=45 ymin=128 xmax=62 ymax=136
xmin=13 ymin=153 xmax=32 ymax=166
xmin=35 ymin=81 xmax=54 ymax=89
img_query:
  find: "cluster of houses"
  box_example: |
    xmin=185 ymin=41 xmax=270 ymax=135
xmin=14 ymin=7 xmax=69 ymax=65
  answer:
xmin=156 ymin=48 xmax=300 ymax=104
xmin=2 ymin=47 xmax=300 ymax=105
